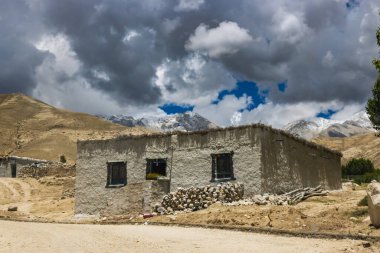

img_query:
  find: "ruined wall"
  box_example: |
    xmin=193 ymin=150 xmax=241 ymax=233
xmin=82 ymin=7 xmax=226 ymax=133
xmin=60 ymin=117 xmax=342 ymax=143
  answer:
xmin=259 ymin=128 xmax=341 ymax=193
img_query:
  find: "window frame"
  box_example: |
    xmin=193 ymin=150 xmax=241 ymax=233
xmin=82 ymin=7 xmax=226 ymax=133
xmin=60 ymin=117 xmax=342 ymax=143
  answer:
xmin=210 ymin=152 xmax=236 ymax=182
xmin=146 ymin=158 xmax=167 ymax=180
xmin=106 ymin=161 xmax=127 ymax=188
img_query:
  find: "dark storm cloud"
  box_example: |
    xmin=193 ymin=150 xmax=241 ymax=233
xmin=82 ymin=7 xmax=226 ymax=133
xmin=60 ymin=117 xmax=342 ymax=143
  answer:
xmin=0 ymin=0 xmax=47 ymax=94
xmin=0 ymin=0 xmax=378 ymax=107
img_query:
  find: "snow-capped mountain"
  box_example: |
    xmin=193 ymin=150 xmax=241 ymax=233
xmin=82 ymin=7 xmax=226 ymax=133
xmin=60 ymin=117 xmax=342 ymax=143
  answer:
xmin=284 ymin=111 xmax=375 ymax=139
xmin=102 ymin=112 xmax=219 ymax=132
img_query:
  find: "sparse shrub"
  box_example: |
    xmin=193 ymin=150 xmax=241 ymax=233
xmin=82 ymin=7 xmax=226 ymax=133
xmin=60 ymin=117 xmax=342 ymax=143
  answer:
xmin=342 ymin=158 xmax=375 ymax=177
xmin=60 ymin=155 xmax=67 ymax=163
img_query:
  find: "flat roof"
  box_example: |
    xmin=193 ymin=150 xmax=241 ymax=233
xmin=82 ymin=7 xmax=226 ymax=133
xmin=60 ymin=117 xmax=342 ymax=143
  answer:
xmin=78 ymin=123 xmax=342 ymax=157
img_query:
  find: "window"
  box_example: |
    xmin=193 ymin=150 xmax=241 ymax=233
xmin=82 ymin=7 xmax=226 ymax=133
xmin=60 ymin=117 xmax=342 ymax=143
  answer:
xmin=106 ymin=162 xmax=127 ymax=187
xmin=211 ymin=152 xmax=235 ymax=181
xmin=146 ymin=158 xmax=167 ymax=180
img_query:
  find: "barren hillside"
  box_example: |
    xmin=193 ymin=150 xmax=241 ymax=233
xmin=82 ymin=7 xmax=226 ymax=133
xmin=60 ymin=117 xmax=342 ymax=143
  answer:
xmin=0 ymin=93 xmax=152 ymax=163
xmin=313 ymin=133 xmax=380 ymax=168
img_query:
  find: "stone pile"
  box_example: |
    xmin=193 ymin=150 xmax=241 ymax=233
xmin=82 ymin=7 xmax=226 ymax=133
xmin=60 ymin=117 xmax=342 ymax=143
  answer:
xmin=156 ymin=183 xmax=244 ymax=214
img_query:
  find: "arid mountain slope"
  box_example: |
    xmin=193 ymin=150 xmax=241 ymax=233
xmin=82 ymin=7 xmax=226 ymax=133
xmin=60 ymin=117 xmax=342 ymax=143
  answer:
xmin=0 ymin=93 xmax=151 ymax=163
xmin=313 ymin=133 xmax=380 ymax=168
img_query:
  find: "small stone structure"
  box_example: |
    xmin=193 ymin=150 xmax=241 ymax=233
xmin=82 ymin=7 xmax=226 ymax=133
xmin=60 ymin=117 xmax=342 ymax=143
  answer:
xmin=0 ymin=155 xmax=48 ymax=178
xmin=75 ymin=124 xmax=342 ymax=216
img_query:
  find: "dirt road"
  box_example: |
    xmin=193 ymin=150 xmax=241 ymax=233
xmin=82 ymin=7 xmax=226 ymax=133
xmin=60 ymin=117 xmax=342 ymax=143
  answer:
xmin=0 ymin=220 xmax=369 ymax=253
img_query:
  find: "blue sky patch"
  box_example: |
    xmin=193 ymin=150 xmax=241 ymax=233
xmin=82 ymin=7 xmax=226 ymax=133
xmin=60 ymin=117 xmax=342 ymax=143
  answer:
xmin=278 ymin=81 xmax=287 ymax=93
xmin=212 ymin=81 xmax=267 ymax=111
xmin=316 ymin=109 xmax=337 ymax=119
xmin=159 ymin=103 xmax=194 ymax=114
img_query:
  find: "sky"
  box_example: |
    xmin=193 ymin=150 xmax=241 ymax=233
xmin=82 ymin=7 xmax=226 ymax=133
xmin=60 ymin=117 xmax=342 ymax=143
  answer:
xmin=0 ymin=0 xmax=379 ymax=128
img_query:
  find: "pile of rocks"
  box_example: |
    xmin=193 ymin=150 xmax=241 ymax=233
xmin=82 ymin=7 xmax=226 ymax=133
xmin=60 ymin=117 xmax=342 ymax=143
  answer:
xmin=156 ymin=183 xmax=244 ymax=214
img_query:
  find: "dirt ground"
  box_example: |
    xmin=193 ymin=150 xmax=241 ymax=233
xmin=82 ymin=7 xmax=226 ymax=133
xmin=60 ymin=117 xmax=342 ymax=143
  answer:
xmin=0 ymin=178 xmax=379 ymax=252
xmin=0 ymin=220 xmax=376 ymax=253
xmin=0 ymin=177 xmax=74 ymax=222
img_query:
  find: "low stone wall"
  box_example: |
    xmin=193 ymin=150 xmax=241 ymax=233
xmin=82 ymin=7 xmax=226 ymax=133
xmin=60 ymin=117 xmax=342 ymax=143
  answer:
xmin=18 ymin=163 xmax=76 ymax=178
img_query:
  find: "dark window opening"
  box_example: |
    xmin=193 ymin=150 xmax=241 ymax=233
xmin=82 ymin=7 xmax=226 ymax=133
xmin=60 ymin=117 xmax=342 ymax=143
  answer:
xmin=11 ymin=164 xmax=16 ymax=178
xmin=107 ymin=162 xmax=127 ymax=187
xmin=211 ymin=152 xmax=235 ymax=181
xmin=146 ymin=159 xmax=167 ymax=180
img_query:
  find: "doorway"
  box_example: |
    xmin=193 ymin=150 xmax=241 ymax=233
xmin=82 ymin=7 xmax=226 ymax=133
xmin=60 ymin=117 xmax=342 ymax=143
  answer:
xmin=11 ymin=164 xmax=16 ymax=178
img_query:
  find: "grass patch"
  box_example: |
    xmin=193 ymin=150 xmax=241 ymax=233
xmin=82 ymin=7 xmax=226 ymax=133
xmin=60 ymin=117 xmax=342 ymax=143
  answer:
xmin=348 ymin=207 xmax=368 ymax=218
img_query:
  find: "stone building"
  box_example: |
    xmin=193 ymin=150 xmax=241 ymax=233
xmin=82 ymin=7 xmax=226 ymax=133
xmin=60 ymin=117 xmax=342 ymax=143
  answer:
xmin=75 ymin=124 xmax=342 ymax=216
xmin=0 ymin=156 xmax=48 ymax=178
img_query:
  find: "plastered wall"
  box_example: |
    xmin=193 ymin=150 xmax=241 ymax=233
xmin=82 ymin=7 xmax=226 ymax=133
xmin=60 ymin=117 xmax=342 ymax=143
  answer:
xmin=75 ymin=125 xmax=341 ymax=215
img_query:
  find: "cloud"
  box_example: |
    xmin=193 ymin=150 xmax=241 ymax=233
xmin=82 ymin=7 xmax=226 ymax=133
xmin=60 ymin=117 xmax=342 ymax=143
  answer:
xmin=186 ymin=21 xmax=254 ymax=57
xmin=0 ymin=0 xmax=47 ymax=94
xmin=0 ymin=0 xmax=379 ymax=127
xmin=175 ymin=0 xmax=204 ymax=11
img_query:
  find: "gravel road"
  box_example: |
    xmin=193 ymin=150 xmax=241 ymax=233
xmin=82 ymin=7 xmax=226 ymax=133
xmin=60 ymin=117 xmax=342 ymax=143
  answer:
xmin=0 ymin=220 xmax=364 ymax=253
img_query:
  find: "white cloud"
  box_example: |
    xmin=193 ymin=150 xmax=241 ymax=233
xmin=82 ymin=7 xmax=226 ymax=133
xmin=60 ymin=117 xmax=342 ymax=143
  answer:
xmin=272 ymin=11 xmax=309 ymax=44
xmin=186 ymin=21 xmax=254 ymax=57
xmin=330 ymin=103 xmax=365 ymax=121
xmin=175 ymin=0 xmax=204 ymax=11
xmin=154 ymin=53 xmax=235 ymax=105
xmin=35 ymin=34 xmax=80 ymax=76
xmin=194 ymin=95 xmax=251 ymax=127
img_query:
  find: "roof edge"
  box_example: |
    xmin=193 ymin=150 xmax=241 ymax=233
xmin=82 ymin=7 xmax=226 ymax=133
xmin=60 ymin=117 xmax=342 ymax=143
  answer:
xmin=77 ymin=123 xmax=342 ymax=157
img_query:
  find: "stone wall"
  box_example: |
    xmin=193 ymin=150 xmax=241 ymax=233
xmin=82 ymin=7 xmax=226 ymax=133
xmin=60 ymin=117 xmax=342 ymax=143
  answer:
xmin=18 ymin=163 xmax=76 ymax=178
xmin=75 ymin=124 xmax=341 ymax=215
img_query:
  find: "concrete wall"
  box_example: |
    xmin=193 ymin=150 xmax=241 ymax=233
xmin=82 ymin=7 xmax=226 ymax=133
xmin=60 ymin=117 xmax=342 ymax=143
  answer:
xmin=75 ymin=125 xmax=341 ymax=215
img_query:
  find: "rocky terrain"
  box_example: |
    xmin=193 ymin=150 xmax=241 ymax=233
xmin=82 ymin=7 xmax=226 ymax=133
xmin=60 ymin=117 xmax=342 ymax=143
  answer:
xmin=102 ymin=112 xmax=218 ymax=132
xmin=0 ymin=93 xmax=152 ymax=163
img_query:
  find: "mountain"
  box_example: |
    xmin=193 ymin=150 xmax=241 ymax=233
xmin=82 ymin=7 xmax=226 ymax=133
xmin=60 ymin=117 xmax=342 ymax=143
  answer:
xmin=314 ymin=133 xmax=380 ymax=168
xmin=0 ymin=93 xmax=151 ymax=163
xmin=103 ymin=112 xmax=219 ymax=132
xmin=283 ymin=111 xmax=374 ymax=140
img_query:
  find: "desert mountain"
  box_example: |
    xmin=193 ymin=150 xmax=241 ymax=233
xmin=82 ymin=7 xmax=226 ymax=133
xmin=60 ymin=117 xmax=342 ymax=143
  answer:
xmin=102 ymin=112 xmax=219 ymax=132
xmin=313 ymin=133 xmax=380 ymax=168
xmin=0 ymin=93 xmax=151 ymax=163
xmin=283 ymin=111 xmax=374 ymax=140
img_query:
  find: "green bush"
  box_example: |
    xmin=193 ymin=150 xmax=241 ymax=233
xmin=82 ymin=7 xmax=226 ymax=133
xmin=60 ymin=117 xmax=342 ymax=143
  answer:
xmin=342 ymin=158 xmax=375 ymax=176
xmin=353 ymin=170 xmax=380 ymax=185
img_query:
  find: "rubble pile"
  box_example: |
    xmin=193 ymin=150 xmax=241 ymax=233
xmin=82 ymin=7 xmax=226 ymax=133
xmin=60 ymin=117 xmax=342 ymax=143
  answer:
xmin=156 ymin=183 xmax=244 ymax=214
